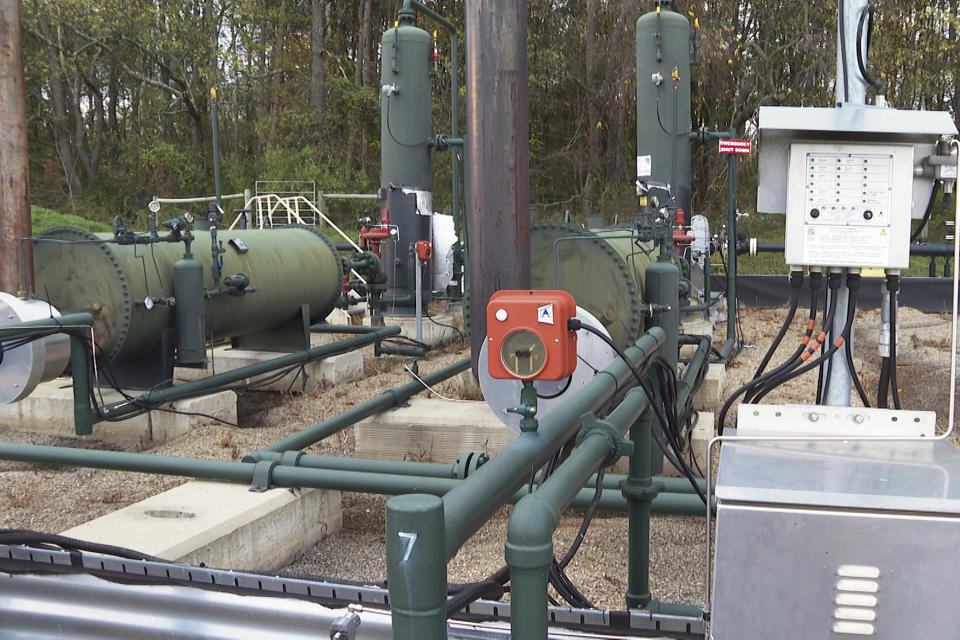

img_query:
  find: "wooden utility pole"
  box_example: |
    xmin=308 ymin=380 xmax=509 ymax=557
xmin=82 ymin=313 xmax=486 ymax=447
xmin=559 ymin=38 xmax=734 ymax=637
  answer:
xmin=0 ymin=0 xmax=33 ymax=295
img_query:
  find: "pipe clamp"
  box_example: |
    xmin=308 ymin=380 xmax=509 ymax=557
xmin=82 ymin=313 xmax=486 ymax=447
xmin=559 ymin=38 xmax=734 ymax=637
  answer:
xmin=576 ymin=413 xmax=635 ymax=467
xmin=250 ymin=460 xmax=278 ymax=492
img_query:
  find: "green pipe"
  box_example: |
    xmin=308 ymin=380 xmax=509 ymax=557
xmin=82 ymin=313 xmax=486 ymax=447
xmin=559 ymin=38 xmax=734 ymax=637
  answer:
xmin=442 ymin=328 xmax=666 ymax=558
xmin=0 ymin=312 xmax=94 ymax=339
xmin=253 ymin=450 xmax=458 ymax=479
xmin=679 ymin=247 xmax=712 ymax=313
xmin=310 ymin=324 xmax=401 ymax=335
xmin=386 ymin=494 xmax=447 ymax=640
xmin=0 ymin=439 xmax=705 ymax=514
xmin=0 ymin=442 xmax=461 ymax=495
xmin=250 ymin=448 xmax=708 ymax=500
xmin=677 ymin=333 xmax=710 ymax=410
xmin=71 ymin=336 xmax=95 ymax=436
xmin=719 ymin=127 xmax=739 ymax=361
xmin=623 ymin=406 xmax=655 ymax=609
xmin=376 ymin=329 xmax=467 ymax=357
xmin=252 ymin=356 xmax=471 ymax=455
xmin=507 ymin=388 xmax=649 ymax=640
xmin=94 ymin=327 xmax=400 ymax=423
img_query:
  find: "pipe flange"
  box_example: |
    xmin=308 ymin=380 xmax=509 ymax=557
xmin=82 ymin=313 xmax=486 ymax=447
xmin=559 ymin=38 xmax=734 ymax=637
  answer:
xmin=38 ymin=226 xmax=133 ymax=361
xmin=575 ymin=412 xmax=635 ymax=468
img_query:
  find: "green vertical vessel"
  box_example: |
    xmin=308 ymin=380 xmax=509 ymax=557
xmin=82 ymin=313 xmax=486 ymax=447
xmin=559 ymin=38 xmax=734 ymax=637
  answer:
xmin=380 ymin=10 xmax=433 ymax=192
xmin=636 ymin=2 xmax=692 ymax=213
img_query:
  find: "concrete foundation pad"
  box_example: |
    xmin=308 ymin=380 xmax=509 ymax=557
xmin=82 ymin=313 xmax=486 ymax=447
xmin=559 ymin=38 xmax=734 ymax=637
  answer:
xmin=0 ymin=380 xmax=236 ymax=448
xmin=356 ymin=398 xmax=713 ymax=482
xmin=61 ymin=480 xmax=341 ymax=571
xmin=176 ymin=346 xmax=364 ymax=392
xmin=355 ymin=398 xmax=515 ymax=462
xmin=366 ymin=311 xmax=463 ymax=343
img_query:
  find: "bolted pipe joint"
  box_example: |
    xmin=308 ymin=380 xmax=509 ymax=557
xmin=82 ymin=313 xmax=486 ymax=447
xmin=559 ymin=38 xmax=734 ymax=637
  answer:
xmin=575 ymin=413 xmax=635 ymax=468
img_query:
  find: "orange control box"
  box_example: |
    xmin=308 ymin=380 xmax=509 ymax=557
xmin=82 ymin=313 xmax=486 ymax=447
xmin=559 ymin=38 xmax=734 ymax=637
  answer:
xmin=486 ymin=290 xmax=578 ymax=381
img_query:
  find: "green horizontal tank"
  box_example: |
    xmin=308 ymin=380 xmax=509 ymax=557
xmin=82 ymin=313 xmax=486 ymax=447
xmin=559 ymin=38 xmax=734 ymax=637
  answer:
xmin=33 ymin=226 xmax=343 ymax=362
xmin=380 ymin=10 xmax=433 ymax=191
xmin=530 ymin=222 xmax=655 ymax=348
xmin=637 ymin=2 xmax=691 ymax=213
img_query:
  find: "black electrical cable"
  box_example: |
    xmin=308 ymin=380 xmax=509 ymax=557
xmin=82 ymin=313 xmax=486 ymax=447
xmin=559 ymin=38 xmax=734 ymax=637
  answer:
xmin=753 ymin=271 xmax=804 ymax=379
xmin=841 ymin=273 xmax=871 ymax=407
xmin=887 ymin=274 xmax=902 ymax=409
xmin=911 ymin=181 xmax=941 ymax=243
xmin=718 ymin=275 xmax=825 ymax=431
xmin=749 ymin=273 xmax=841 ymax=403
xmin=537 ymin=375 xmax=573 ymax=400
xmin=0 ymin=529 xmax=167 ymax=563
xmin=446 ymin=565 xmax=510 ymax=615
xmin=839 ymin=0 xmax=850 ymax=103
xmin=730 ymin=273 xmax=823 ymax=410
xmin=754 ymin=278 xmax=859 ymax=401
xmin=568 ymin=318 xmax=706 ymax=502
xmin=877 ymin=357 xmax=890 ymax=408
xmin=558 ymin=468 xmax=605 ymax=571
xmin=856 ymin=4 xmax=884 ymax=94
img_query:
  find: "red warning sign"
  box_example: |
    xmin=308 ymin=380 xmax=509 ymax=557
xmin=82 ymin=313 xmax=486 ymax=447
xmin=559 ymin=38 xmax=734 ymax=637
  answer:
xmin=719 ymin=139 xmax=752 ymax=155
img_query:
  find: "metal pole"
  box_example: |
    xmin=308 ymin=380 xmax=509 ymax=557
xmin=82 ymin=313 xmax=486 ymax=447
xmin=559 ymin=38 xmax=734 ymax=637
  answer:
xmin=824 ymin=269 xmax=853 ymax=406
xmin=465 ymin=0 xmax=531 ymax=376
xmin=836 ymin=0 xmax=870 ymax=106
xmin=0 ymin=0 xmax=32 ymax=295
xmin=415 ymin=254 xmax=423 ymax=342
xmin=210 ymin=88 xmax=222 ymax=210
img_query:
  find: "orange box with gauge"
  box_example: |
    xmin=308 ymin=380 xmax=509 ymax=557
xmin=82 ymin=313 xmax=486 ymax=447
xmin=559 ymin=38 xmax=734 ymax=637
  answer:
xmin=486 ymin=290 xmax=578 ymax=381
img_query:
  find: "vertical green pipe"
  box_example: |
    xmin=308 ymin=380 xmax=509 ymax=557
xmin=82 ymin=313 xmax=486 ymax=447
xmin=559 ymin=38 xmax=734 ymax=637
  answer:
xmin=70 ymin=335 xmax=95 ymax=436
xmin=622 ymin=406 xmax=657 ymax=608
xmin=386 ymin=494 xmax=448 ymax=640
xmin=721 ymin=127 xmax=738 ymax=359
xmin=507 ymin=390 xmax=649 ymax=640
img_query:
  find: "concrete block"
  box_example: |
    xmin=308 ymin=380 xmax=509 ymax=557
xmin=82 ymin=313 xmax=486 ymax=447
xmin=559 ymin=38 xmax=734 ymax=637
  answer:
xmin=177 ymin=346 xmax=364 ymax=393
xmin=679 ymin=319 xmax=715 ymax=359
xmin=151 ymin=391 xmax=238 ymax=442
xmin=325 ymin=301 xmax=368 ymax=326
xmin=0 ymin=380 xmax=235 ymax=448
xmin=692 ymin=363 xmax=725 ymax=412
xmin=369 ymin=311 xmax=463 ymax=343
xmin=611 ymin=411 xmax=714 ymax=479
xmin=62 ymin=480 xmax=342 ymax=571
xmin=355 ymin=398 xmax=515 ymax=463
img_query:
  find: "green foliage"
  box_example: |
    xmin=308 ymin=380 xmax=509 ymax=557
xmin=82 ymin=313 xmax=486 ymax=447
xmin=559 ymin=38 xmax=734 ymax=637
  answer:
xmin=30 ymin=206 xmax=112 ymax=234
xmin=18 ymin=0 xmax=958 ymax=264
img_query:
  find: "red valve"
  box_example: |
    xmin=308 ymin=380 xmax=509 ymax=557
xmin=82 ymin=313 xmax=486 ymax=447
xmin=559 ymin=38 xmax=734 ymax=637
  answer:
xmin=416 ymin=240 xmax=433 ymax=261
xmin=672 ymin=207 xmax=694 ymax=253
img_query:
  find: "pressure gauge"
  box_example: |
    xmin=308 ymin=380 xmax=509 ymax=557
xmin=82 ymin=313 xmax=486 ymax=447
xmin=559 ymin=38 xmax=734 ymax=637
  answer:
xmin=499 ymin=329 xmax=548 ymax=379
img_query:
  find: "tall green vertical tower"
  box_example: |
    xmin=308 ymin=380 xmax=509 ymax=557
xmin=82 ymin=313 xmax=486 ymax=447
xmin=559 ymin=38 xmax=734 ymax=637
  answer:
xmin=379 ymin=9 xmax=434 ymax=311
xmin=636 ymin=1 xmax=692 ymax=213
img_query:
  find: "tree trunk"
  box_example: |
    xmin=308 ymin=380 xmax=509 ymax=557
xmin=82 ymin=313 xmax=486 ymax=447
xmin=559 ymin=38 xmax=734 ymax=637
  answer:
xmin=582 ymin=0 xmax=600 ymax=215
xmin=311 ymin=0 xmax=326 ymax=113
xmin=37 ymin=14 xmax=80 ymax=194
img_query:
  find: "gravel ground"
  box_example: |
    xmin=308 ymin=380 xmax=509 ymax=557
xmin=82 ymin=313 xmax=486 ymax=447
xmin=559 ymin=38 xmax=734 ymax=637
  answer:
xmin=0 ymin=302 xmax=956 ymax=613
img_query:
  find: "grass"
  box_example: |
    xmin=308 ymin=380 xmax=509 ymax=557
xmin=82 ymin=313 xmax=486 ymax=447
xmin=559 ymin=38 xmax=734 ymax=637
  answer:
xmin=31 ymin=206 xmax=111 ymax=234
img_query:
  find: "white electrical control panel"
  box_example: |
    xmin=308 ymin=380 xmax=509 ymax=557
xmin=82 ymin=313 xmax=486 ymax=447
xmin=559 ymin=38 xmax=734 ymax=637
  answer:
xmin=784 ymin=142 xmax=915 ymax=268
